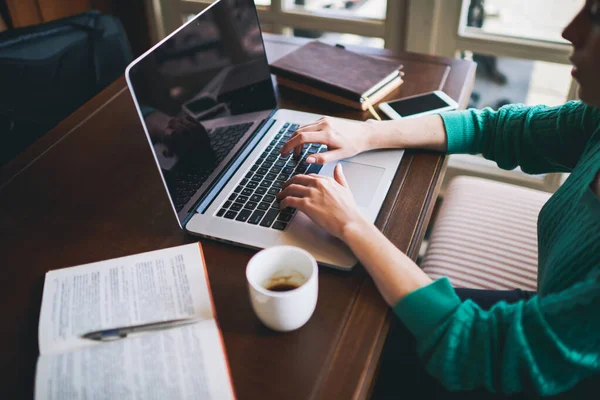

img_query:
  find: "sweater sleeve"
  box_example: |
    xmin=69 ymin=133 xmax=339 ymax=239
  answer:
xmin=440 ymin=101 xmax=600 ymax=174
xmin=393 ymin=277 xmax=600 ymax=396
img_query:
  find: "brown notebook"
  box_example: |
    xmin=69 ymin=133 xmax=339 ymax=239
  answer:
xmin=270 ymin=40 xmax=403 ymax=110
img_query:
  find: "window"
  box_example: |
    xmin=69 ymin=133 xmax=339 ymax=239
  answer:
xmin=149 ymin=0 xmax=405 ymax=52
xmin=406 ymin=0 xmax=583 ymax=192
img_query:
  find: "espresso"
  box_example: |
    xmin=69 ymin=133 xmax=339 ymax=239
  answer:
xmin=266 ymin=282 xmax=300 ymax=292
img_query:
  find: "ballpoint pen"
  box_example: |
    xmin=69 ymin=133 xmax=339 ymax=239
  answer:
xmin=81 ymin=317 xmax=202 ymax=341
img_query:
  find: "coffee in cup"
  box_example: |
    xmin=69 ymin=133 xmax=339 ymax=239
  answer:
xmin=246 ymin=246 xmax=318 ymax=332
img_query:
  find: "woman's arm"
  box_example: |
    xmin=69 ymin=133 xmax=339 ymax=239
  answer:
xmin=277 ymin=164 xmax=433 ymax=305
xmin=394 ymin=276 xmax=600 ymax=396
xmin=436 ymin=101 xmax=600 ymax=173
xmin=278 ymin=165 xmax=600 ymax=396
xmin=281 ymin=101 xmax=600 ymax=174
xmin=341 ymin=215 xmax=431 ymax=306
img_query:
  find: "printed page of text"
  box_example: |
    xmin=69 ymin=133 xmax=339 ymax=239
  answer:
xmin=38 ymin=243 xmax=213 ymax=354
xmin=35 ymin=320 xmax=235 ymax=400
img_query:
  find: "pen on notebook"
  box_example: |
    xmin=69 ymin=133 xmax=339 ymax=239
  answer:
xmin=81 ymin=317 xmax=202 ymax=341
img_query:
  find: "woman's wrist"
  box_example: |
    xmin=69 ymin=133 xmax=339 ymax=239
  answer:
xmin=363 ymin=120 xmax=406 ymax=152
xmin=340 ymin=215 xmax=377 ymax=245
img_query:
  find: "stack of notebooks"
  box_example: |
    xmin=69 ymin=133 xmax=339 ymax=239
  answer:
xmin=270 ymin=40 xmax=403 ymax=111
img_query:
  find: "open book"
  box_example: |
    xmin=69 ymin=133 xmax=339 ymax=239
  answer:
xmin=35 ymin=243 xmax=235 ymax=400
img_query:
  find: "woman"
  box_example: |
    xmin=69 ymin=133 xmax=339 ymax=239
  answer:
xmin=278 ymin=1 xmax=600 ymax=398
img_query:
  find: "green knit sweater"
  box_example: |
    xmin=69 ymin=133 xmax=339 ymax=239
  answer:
xmin=393 ymin=101 xmax=600 ymax=396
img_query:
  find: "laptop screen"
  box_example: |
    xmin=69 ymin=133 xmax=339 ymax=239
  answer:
xmin=127 ymin=0 xmax=277 ymax=220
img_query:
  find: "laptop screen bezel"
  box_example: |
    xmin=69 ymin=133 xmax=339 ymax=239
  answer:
xmin=125 ymin=0 xmax=278 ymax=227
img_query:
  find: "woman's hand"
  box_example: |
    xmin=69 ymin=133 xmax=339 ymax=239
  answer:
xmin=279 ymin=117 xmax=378 ymax=164
xmin=276 ymin=164 xmax=367 ymax=240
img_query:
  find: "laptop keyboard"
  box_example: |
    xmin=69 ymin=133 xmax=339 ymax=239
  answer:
xmin=172 ymin=122 xmax=253 ymax=212
xmin=215 ymin=122 xmax=326 ymax=230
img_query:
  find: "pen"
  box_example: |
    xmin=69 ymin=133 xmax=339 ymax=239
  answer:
xmin=81 ymin=317 xmax=202 ymax=341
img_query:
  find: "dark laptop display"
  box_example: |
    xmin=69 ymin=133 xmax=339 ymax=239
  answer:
xmin=127 ymin=0 xmax=277 ymax=214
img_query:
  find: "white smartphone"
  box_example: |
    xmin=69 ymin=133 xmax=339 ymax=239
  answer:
xmin=378 ymin=90 xmax=458 ymax=120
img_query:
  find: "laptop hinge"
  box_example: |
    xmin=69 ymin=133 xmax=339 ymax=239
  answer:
xmin=182 ymin=112 xmax=277 ymax=225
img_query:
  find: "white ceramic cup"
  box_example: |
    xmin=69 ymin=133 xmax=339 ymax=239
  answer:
xmin=246 ymin=246 xmax=318 ymax=332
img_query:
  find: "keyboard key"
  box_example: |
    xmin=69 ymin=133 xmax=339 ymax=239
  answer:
xmin=255 ymin=187 xmax=267 ymax=195
xmin=283 ymin=122 xmax=290 ymax=129
xmin=250 ymin=194 xmax=262 ymax=203
xmin=266 ymin=173 xmax=277 ymax=181
xmin=278 ymin=213 xmax=293 ymax=222
xmin=282 ymin=167 xmax=294 ymax=175
xmin=271 ymin=166 xmax=282 ymax=174
xmin=251 ymin=174 xmax=262 ymax=182
xmin=224 ymin=211 xmax=237 ymax=219
xmin=235 ymin=195 xmax=249 ymax=203
xmin=245 ymin=171 xmax=253 ymax=179
xmin=241 ymin=178 xmax=249 ymax=186
xmin=262 ymin=161 xmax=273 ymax=169
xmin=272 ymin=221 xmax=287 ymax=231
xmin=260 ymin=180 xmax=272 ymax=188
xmin=217 ymin=208 xmax=226 ymax=217
xmin=257 ymin=167 xmax=268 ymax=175
xmin=263 ymin=195 xmax=275 ymax=203
xmin=282 ymin=207 xmax=296 ymax=214
xmin=260 ymin=209 xmax=279 ymax=227
xmin=274 ymin=160 xmax=286 ymax=167
xmin=290 ymin=123 xmax=299 ymax=130
xmin=249 ymin=210 xmax=265 ymax=225
xmin=242 ymin=188 xmax=253 ymax=196
xmin=234 ymin=185 xmax=242 ymax=193
xmin=245 ymin=201 xmax=258 ymax=210
xmin=228 ymin=194 xmax=237 ymax=201
xmin=224 ymin=201 xmax=232 ymax=208
xmin=267 ymin=187 xmax=280 ymax=195
xmin=250 ymin=164 xmax=258 ymax=172
xmin=306 ymin=164 xmax=323 ymax=175
xmin=257 ymin=202 xmax=270 ymax=211
xmin=280 ymin=173 xmax=290 ymax=181
xmin=230 ymin=203 xmax=243 ymax=211
xmin=272 ymin=181 xmax=283 ymax=189
xmin=271 ymin=200 xmax=280 ymax=210
xmin=246 ymin=181 xmax=258 ymax=189
xmin=266 ymin=155 xmax=277 ymax=162
xmin=235 ymin=209 xmax=252 ymax=222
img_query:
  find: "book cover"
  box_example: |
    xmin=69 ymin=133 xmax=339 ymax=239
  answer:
xmin=270 ymin=40 xmax=403 ymax=103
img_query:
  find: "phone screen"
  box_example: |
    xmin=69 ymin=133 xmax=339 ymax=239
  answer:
xmin=386 ymin=93 xmax=451 ymax=117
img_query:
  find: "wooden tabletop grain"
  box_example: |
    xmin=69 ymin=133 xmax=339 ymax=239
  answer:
xmin=0 ymin=33 xmax=475 ymax=399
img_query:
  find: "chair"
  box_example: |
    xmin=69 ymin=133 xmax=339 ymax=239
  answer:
xmin=0 ymin=11 xmax=132 ymax=165
xmin=421 ymin=176 xmax=552 ymax=291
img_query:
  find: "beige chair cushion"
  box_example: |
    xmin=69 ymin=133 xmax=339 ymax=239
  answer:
xmin=421 ymin=176 xmax=552 ymax=291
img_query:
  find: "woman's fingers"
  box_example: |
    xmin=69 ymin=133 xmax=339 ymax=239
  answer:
xmin=276 ymin=184 xmax=313 ymax=201
xmin=306 ymin=149 xmax=344 ymax=165
xmin=280 ymin=131 xmax=325 ymax=155
xmin=333 ymin=163 xmax=349 ymax=188
xmin=281 ymin=174 xmax=318 ymax=190
xmin=279 ymin=196 xmax=307 ymax=211
xmin=295 ymin=119 xmax=325 ymax=133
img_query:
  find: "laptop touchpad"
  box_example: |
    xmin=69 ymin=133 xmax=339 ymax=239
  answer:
xmin=336 ymin=161 xmax=385 ymax=208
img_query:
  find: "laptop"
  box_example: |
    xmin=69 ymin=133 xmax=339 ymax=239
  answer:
xmin=125 ymin=0 xmax=404 ymax=270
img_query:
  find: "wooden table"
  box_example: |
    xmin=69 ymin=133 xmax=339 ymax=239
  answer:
xmin=0 ymin=34 xmax=475 ymax=399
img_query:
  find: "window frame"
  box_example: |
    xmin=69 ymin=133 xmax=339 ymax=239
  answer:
xmin=405 ymin=0 xmax=579 ymax=192
xmin=146 ymin=0 xmax=406 ymax=53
